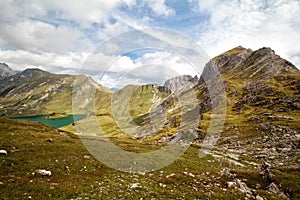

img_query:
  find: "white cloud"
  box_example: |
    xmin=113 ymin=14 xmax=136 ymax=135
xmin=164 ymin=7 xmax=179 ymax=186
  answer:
xmin=96 ymin=20 xmax=132 ymax=41
xmin=0 ymin=0 xmax=299 ymax=77
xmin=143 ymin=0 xmax=175 ymax=17
xmin=136 ymin=51 xmax=198 ymax=76
xmin=0 ymin=50 xmax=88 ymax=71
xmin=25 ymin=0 xmax=123 ymax=27
xmin=93 ymin=50 xmax=199 ymax=88
xmin=192 ymin=0 xmax=300 ymax=67
xmin=94 ymin=72 xmax=146 ymax=89
xmin=0 ymin=20 xmax=84 ymax=54
xmin=0 ymin=0 xmax=180 ymax=74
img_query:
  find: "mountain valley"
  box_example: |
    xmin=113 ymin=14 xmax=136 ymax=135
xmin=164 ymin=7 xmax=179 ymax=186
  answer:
xmin=0 ymin=46 xmax=299 ymax=199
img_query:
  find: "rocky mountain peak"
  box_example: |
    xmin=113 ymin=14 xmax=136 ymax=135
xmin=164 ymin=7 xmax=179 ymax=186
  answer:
xmin=253 ymin=47 xmax=275 ymax=56
xmin=212 ymin=46 xmax=299 ymax=80
xmin=0 ymin=62 xmax=9 ymax=68
xmin=0 ymin=63 xmax=16 ymax=80
xmin=161 ymin=75 xmax=199 ymax=93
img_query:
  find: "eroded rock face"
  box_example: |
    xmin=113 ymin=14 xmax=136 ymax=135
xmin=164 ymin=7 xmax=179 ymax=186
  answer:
xmin=161 ymin=75 xmax=199 ymax=93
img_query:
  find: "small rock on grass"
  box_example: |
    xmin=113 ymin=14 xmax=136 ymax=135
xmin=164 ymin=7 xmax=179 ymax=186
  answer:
xmin=37 ymin=169 xmax=52 ymax=176
xmin=0 ymin=149 xmax=7 ymax=156
xmin=130 ymin=183 xmax=139 ymax=189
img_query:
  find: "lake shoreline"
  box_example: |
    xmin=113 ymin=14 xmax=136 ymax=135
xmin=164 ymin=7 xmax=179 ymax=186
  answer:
xmin=13 ymin=114 xmax=86 ymax=128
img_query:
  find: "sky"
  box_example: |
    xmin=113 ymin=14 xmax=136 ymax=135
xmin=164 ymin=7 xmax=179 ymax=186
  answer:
xmin=0 ymin=0 xmax=299 ymax=88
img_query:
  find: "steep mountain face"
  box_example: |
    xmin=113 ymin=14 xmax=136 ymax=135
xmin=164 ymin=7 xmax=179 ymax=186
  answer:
xmin=214 ymin=46 xmax=298 ymax=80
xmin=0 ymin=63 xmax=16 ymax=80
xmin=200 ymin=46 xmax=300 ymax=168
xmin=0 ymin=67 xmax=111 ymax=117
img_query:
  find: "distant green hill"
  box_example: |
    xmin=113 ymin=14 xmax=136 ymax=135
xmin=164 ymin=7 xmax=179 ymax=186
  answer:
xmin=0 ymin=68 xmax=111 ymax=117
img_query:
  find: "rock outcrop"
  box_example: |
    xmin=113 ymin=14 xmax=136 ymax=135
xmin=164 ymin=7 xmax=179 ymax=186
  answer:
xmin=160 ymin=75 xmax=199 ymax=93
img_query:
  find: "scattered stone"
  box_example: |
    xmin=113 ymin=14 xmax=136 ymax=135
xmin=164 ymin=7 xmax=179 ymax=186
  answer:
xmin=235 ymin=179 xmax=252 ymax=196
xmin=259 ymin=162 xmax=274 ymax=181
xmin=183 ymin=172 xmax=195 ymax=177
xmin=227 ymin=179 xmax=257 ymax=199
xmin=159 ymin=183 xmax=166 ymax=188
xmin=37 ymin=169 xmax=52 ymax=176
xmin=166 ymin=173 xmax=176 ymax=178
xmin=227 ymin=181 xmax=235 ymax=188
xmin=47 ymin=138 xmax=53 ymax=142
xmin=267 ymin=182 xmax=289 ymax=199
xmin=221 ymin=168 xmax=230 ymax=177
xmin=130 ymin=183 xmax=139 ymax=189
xmin=254 ymin=155 xmax=267 ymax=159
xmin=255 ymin=183 xmax=261 ymax=189
xmin=8 ymin=179 xmax=15 ymax=183
xmin=11 ymin=146 xmax=19 ymax=153
xmin=256 ymin=195 xmax=264 ymax=200
xmin=0 ymin=149 xmax=7 ymax=156
xmin=59 ymin=131 xmax=71 ymax=138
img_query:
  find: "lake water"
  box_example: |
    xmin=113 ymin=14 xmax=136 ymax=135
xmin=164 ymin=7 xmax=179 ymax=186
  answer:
xmin=14 ymin=114 xmax=86 ymax=128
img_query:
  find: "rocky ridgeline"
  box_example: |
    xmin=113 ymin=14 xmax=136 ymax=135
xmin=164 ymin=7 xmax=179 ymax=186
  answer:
xmin=214 ymin=46 xmax=298 ymax=80
xmin=0 ymin=68 xmax=50 ymax=96
xmin=0 ymin=67 xmax=75 ymax=116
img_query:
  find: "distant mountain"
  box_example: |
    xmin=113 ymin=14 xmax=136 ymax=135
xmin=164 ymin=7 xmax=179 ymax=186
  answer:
xmin=0 ymin=67 xmax=111 ymax=117
xmin=0 ymin=63 xmax=16 ymax=80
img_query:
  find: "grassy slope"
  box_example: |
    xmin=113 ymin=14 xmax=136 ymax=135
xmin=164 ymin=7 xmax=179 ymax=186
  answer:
xmin=0 ymin=73 xmax=75 ymax=117
xmin=1 ymin=117 xmax=299 ymax=199
xmin=0 ymin=73 xmax=113 ymax=118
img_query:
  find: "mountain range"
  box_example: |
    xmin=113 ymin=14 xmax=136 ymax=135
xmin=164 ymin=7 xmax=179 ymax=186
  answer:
xmin=0 ymin=46 xmax=299 ymax=199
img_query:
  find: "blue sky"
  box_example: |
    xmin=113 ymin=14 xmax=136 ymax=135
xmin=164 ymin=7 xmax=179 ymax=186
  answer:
xmin=0 ymin=0 xmax=299 ymax=88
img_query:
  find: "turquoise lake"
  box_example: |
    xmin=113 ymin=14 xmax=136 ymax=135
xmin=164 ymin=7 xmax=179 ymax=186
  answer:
xmin=14 ymin=114 xmax=86 ymax=128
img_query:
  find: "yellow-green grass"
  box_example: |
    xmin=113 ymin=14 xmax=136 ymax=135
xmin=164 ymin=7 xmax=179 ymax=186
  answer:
xmin=1 ymin=117 xmax=299 ymax=199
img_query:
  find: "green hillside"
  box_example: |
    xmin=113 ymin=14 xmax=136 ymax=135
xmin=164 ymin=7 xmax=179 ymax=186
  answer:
xmin=1 ymin=117 xmax=299 ymax=199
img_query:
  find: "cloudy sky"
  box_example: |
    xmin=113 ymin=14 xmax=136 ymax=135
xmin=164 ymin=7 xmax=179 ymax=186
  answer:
xmin=0 ymin=0 xmax=299 ymax=88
